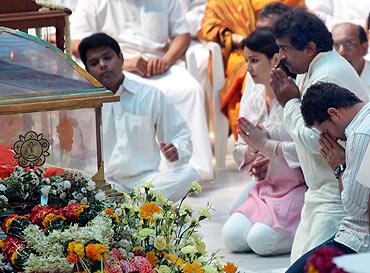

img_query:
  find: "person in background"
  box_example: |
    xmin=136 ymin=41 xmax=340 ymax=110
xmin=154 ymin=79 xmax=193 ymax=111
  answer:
xmin=270 ymin=8 xmax=369 ymax=264
xmin=78 ymin=33 xmax=198 ymax=202
xmin=222 ymin=28 xmax=306 ymax=256
xmin=198 ymin=0 xmax=304 ymax=139
xmin=332 ymin=23 xmax=370 ymax=92
xmin=71 ymin=0 xmax=213 ymax=181
xmin=286 ymin=82 xmax=370 ymax=272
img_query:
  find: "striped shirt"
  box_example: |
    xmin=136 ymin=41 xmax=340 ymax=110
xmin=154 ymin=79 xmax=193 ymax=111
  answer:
xmin=334 ymin=102 xmax=370 ymax=253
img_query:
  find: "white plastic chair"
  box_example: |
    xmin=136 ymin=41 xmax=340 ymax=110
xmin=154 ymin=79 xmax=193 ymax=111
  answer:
xmin=186 ymin=41 xmax=229 ymax=170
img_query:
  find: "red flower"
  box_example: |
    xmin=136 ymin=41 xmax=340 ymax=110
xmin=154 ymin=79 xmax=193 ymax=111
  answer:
xmin=305 ymin=246 xmax=348 ymax=273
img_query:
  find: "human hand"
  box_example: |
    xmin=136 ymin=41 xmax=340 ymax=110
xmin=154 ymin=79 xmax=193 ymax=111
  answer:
xmin=123 ymin=56 xmax=148 ymax=77
xmin=160 ymin=142 xmax=179 ymax=162
xmin=237 ymin=117 xmax=268 ymax=151
xmin=270 ymin=67 xmax=300 ymax=106
xmin=146 ymin=58 xmax=169 ymax=77
xmin=250 ymin=156 xmax=270 ymax=181
xmin=319 ymin=132 xmax=345 ymax=169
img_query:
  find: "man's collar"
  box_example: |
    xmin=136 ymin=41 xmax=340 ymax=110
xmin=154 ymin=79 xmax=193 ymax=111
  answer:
xmin=116 ymin=75 xmax=137 ymax=96
xmin=345 ymin=103 xmax=370 ymax=138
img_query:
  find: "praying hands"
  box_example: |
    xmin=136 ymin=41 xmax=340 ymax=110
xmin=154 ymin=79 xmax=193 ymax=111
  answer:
xmin=318 ymin=133 xmax=345 ymax=170
xmin=237 ymin=116 xmax=268 ymax=152
xmin=270 ymin=67 xmax=300 ymax=107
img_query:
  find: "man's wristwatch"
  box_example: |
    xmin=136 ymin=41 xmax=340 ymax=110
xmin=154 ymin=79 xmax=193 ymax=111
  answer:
xmin=333 ymin=164 xmax=346 ymax=179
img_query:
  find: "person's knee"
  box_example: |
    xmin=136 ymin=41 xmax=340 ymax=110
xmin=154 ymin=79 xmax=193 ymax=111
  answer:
xmin=247 ymin=223 xmax=279 ymax=256
xmin=222 ymin=213 xmax=251 ymax=252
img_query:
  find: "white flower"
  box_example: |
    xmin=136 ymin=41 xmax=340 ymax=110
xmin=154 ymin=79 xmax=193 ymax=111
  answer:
xmin=0 ymin=195 xmax=8 ymax=203
xmin=191 ymin=181 xmax=202 ymax=195
xmin=181 ymin=245 xmax=197 ymax=255
xmin=86 ymin=179 xmax=96 ymax=191
xmin=0 ymin=184 xmax=6 ymax=192
xmin=60 ymin=192 xmax=66 ymax=199
xmin=153 ymin=212 xmax=163 ymax=220
xmin=62 ymin=180 xmax=71 ymax=190
xmin=199 ymin=208 xmax=212 ymax=219
xmin=41 ymin=186 xmax=51 ymax=196
xmin=81 ymin=187 xmax=87 ymax=194
xmin=81 ymin=197 xmax=88 ymax=204
xmin=95 ymin=191 xmax=106 ymax=202
xmin=142 ymin=180 xmax=153 ymax=189
xmin=137 ymin=228 xmax=155 ymax=238
xmin=157 ymin=265 xmax=171 ymax=273
xmin=114 ymin=208 xmax=122 ymax=216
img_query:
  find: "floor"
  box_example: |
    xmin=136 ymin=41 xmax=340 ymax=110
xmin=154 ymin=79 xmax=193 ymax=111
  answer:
xmin=186 ymin=140 xmax=290 ymax=273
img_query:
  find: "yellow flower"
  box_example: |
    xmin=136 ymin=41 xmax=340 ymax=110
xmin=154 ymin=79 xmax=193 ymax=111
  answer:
xmin=165 ymin=253 xmax=184 ymax=267
xmin=42 ymin=213 xmax=66 ymax=230
xmin=67 ymin=241 xmax=85 ymax=259
xmin=85 ymin=243 xmax=108 ymax=261
xmin=10 ymin=251 xmax=18 ymax=265
xmin=223 ymin=262 xmax=237 ymax=273
xmin=139 ymin=202 xmax=161 ymax=223
xmin=198 ymin=209 xmax=211 ymax=219
xmin=191 ymin=181 xmax=201 ymax=195
xmin=146 ymin=251 xmax=157 ymax=267
xmin=0 ymin=240 xmax=4 ymax=249
xmin=104 ymin=208 xmax=120 ymax=223
xmin=76 ymin=204 xmax=89 ymax=217
xmin=154 ymin=236 xmax=167 ymax=250
xmin=183 ymin=262 xmax=204 ymax=273
xmin=306 ymin=265 xmax=319 ymax=273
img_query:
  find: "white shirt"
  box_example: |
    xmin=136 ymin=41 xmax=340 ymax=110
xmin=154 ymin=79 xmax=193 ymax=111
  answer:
xmin=305 ymin=0 xmax=370 ymax=31
xmin=284 ymin=50 xmax=368 ymax=262
xmin=360 ymin=60 xmax=370 ymax=95
xmin=335 ymin=103 xmax=370 ymax=253
xmin=71 ymin=0 xmax=190 ymax=58
xmin=103 ymin=77 xmax=192 ymax=181
xmin=178 ymin=0 xmax=206 ymax=37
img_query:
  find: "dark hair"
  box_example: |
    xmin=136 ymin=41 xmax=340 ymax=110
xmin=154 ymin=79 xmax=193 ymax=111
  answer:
xmin=273 ymin=8 xmax=333 ymax=52
xmin=301 ymin=82 xmax=362 ymax=127
xmin=358 ymin=25 xmax=368 ymax=44
xmin=241 ymin=27 xmax=279 ymax=59
xmin=367 ymin=12 xmax=370 ymax=31
xmin=258 ymin=2 xmax=291 ymax=19
xmin=78 ymin=33 xmax=121 ymax=67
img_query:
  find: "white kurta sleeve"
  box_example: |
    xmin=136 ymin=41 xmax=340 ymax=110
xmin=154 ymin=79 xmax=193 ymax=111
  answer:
xmin=168 ymin=0 xmax=190 ymax=37
xmin=155 ymin=91 xmax=192 ymax=167
xmin=70 ymin=0 xmax=97 ymax=40
xmin=281 ymin=142 xmax=300 ymax=169
xmin=282 ymin=98 xmax=321 ymax=154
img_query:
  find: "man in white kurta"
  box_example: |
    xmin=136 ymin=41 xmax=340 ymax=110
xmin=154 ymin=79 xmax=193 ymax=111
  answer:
xmin=78 ymin=33 xmax=198 ymax=202
xmin=271 ymin=8 xmax=369 ymax=264
xmin=332 ymin=23 xmax=370 ymax=93
xmin=70 ymin=0 xmax=213 ymax=181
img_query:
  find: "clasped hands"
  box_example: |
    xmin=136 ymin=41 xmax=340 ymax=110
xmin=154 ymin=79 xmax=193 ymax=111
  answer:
xmin=318 ymin=132 xmax=345 ymax=170
xmin=124 ymin=56 xmax=170 ymax=78
xmin=160 ymin=142 xmax=179 ymax=163
xmin=270 ymin=67 xmax=300 ymax=107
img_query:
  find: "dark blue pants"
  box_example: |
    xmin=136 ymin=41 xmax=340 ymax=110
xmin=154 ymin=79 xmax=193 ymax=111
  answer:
xmin=285 ymin=236 xmax=356 ymax=273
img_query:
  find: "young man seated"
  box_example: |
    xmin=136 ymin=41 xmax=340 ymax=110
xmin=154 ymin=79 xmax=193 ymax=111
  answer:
xmin=78 ymin=33 xmax=198 ymax=201
xmin=285 ymin=82 xmax=370 ymax=272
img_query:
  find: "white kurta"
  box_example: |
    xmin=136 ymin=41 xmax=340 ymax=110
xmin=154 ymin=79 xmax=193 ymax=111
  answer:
xmin=305 ymin=0 xmax=370 ymax=31
xmin=360 ymin=60 xmax=370 ymax=95
xmin=103 ymin=77 xmax=198 ymax=201
xmin=71 ymin=0 xmax=213 ymax=181
xmin=178 ymin=0 xmax=206 ymax=37
xmin=284 ymin=50 xmax=369 ymax=263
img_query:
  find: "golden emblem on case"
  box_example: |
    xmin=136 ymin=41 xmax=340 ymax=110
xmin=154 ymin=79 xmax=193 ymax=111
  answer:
xmin=13 ymin=131 xmax=50 ymax=168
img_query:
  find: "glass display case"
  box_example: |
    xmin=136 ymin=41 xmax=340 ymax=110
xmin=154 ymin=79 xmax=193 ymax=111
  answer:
xmin=0 ymin=26 xmax=118 ymax=177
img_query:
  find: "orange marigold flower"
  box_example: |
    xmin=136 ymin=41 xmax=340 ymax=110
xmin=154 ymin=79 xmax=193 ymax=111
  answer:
xmin=165 ymin=253 xmax=184 ymax=267
xmin=85 ymin=243 xmax=108 ymax=261
xmin=223 ymin=262 xmax=237 ymax=273
xmin=0 ymin=240 xmax=4 ymax=249
xmin=76 ymin=204 xmax=89 ymax=217
xmin=139 ymin=202 xmax=161 ymax=223
xmin=105 ymin=208 xmax=120 ymax=223
xmin=183 ymin=262 xmax=204 ymax=273
xmin=146 ymin=251 xmax=157 ymax=267
xmin=67 ymin=252 xmax=79 ymax=263
xmin=10 ymin=251 xmax=18 ymax=265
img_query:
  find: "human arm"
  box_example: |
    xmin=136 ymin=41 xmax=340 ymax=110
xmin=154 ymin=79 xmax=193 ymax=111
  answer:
xmin=70 ymin=0 xmax=97 ymax=58
xmin=341 ymin=133 xmax=370 ymax=217
xmin=155 ymin=91 xmax=192 ymax=167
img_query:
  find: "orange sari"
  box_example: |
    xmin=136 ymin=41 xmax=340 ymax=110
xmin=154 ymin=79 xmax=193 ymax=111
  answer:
xmin=199 ymin=0 xmax=304 ymax=138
